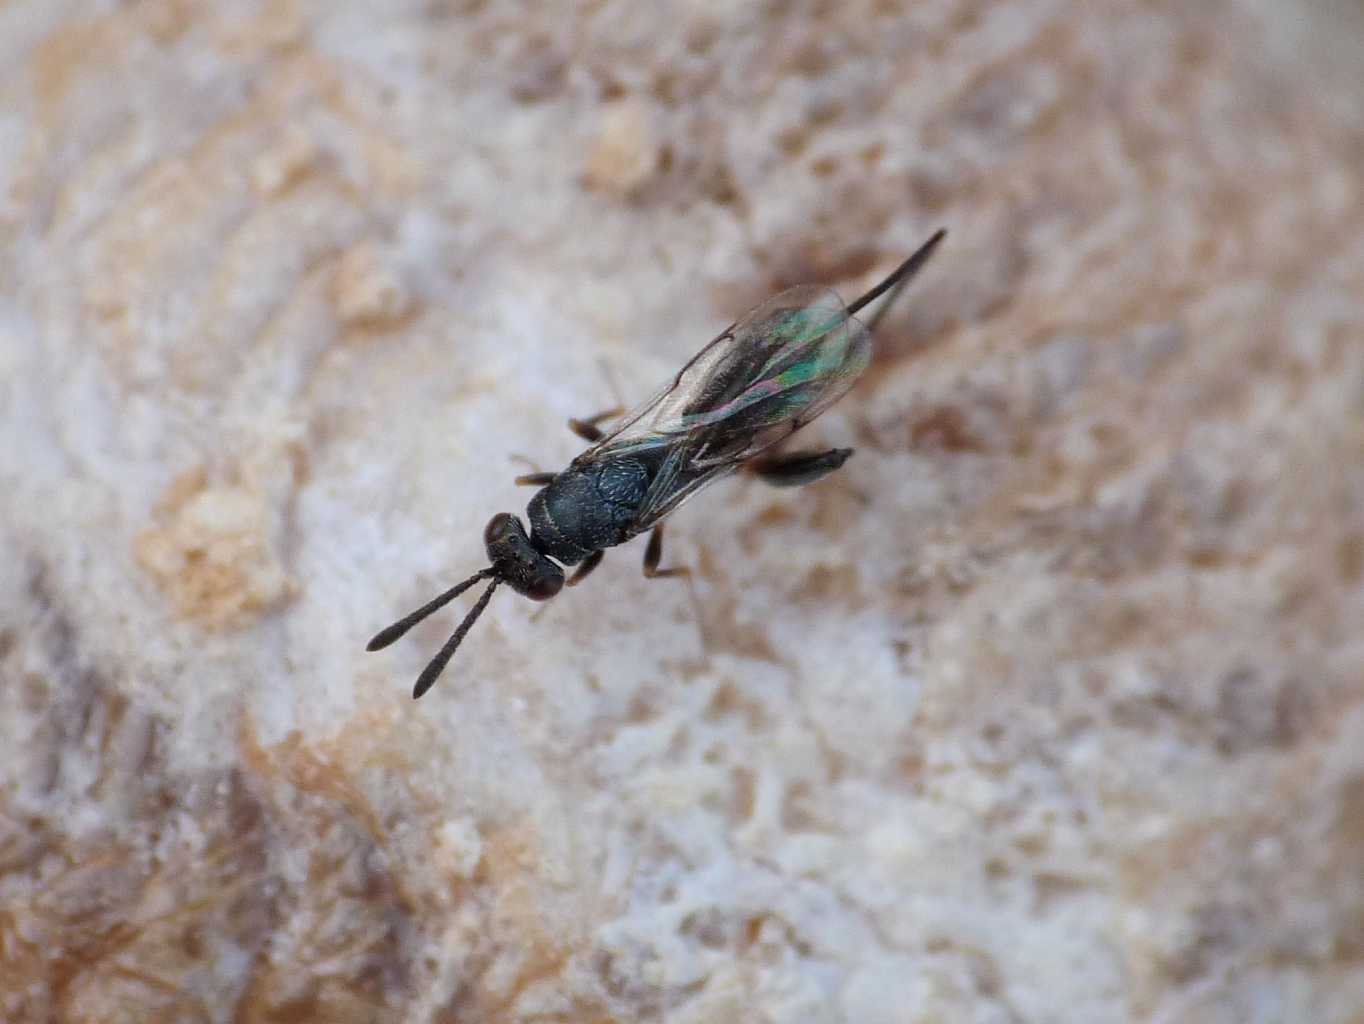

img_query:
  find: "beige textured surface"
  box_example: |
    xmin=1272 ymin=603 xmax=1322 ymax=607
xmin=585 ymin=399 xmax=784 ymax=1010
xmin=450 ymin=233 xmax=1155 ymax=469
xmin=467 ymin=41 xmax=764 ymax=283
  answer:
xmin=2 ymin=1 xmax=1363 ymax=1021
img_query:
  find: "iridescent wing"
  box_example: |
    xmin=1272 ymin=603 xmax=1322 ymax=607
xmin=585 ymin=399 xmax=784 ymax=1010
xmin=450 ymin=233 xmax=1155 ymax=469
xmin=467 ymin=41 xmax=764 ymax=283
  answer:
xmin=575 ymin=230 xmax=947 ymax=534
xmin=578 ymin=284 xmax=872 ymax=530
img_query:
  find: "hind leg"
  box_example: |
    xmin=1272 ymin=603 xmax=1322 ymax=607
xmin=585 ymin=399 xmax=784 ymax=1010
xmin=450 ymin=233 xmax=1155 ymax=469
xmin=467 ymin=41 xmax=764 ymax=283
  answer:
xmin=747 ymin=448 xmax=853 ymax=488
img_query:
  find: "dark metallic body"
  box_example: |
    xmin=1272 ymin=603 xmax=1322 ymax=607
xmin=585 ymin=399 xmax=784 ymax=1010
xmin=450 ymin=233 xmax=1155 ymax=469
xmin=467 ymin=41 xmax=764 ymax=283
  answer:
xmin=367 ymin=229 xmax=947 ymax=698
xmin=528 ymin=450 xmax=665 ymax=564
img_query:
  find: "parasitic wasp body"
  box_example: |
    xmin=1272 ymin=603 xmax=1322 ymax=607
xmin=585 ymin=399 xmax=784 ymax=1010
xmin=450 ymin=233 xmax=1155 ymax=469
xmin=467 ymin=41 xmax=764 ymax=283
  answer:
xmin=368 ymin=229 xmax=946 ymax=697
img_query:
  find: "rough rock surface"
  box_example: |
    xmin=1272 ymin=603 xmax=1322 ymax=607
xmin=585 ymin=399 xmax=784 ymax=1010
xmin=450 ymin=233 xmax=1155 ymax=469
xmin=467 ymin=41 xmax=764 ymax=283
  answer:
xmin=2 ymin=1 xmax=1362 ymax=1021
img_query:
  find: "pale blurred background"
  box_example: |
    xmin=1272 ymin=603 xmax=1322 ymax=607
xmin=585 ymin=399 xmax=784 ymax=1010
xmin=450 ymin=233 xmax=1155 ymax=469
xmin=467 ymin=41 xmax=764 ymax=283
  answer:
xmin=1 ymin=2 xmax=1362 ymax=1022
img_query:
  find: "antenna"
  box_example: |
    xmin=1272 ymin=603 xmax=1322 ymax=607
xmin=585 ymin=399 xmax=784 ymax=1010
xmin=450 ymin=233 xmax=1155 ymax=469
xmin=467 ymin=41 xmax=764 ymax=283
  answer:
xmin=412 ymin=577 xmax=503 ymax=698
xmin=367 ymin=568 xmax=495 ymax=652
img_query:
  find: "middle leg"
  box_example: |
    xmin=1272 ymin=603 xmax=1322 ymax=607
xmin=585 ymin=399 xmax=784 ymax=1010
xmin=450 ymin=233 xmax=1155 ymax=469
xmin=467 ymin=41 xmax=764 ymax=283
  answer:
xmin=568 ymin=406 xmax=624 ymax=443
xmin=567 ymin=549 xmax=604 ymax=587
xmin=642 ymin=524 xmax=708 ymax=654
xmin=643 ymin=524 xmax=690 ymax=580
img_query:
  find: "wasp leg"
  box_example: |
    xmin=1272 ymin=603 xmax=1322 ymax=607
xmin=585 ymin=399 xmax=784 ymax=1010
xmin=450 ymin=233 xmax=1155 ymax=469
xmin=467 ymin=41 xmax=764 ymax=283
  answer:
xmin=567 ymin=549 xmax=604 ymax=587
xmin=747 ymin=447 xmax=853 ymax=488
xmin=515 ymin=472 xmax=558 ymax=486
xmin=643 ymin=524 xmax=690 ymax=579
xmin=642 ymin=525 xmax=706 ymax=652
xmin=568 ymin=406 xmax=624 ymax=443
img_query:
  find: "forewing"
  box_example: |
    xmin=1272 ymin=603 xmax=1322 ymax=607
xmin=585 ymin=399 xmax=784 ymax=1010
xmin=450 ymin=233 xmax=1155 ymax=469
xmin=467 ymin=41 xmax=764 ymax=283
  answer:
xmin=583 ymin=285 xmax=871 ymax=530
xmin=587 ymin=285 xmax=870 ymax=466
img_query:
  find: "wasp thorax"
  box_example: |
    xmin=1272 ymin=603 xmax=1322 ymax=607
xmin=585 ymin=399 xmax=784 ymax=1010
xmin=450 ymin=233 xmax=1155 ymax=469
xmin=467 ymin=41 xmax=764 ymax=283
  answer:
xmin=484 ymin=513 xmax=564 ymax=600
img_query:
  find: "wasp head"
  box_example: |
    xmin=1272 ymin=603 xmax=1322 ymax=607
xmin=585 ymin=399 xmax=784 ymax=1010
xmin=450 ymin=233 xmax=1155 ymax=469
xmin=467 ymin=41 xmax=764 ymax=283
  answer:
xmin=484 ymin=513 xmax=564 ymax=600
xmin=366 ymin=514 xmax=564 ymax=699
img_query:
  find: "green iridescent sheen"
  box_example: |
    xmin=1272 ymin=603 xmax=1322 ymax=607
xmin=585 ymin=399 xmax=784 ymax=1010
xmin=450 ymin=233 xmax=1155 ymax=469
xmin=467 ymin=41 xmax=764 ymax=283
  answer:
xmin=679 ymin=302 xmax=861 ymax=429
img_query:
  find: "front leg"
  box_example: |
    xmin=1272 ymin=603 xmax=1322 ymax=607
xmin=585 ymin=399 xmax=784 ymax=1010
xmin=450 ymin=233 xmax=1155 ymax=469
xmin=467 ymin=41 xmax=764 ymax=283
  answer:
xmin=567 ymin=549 xmax=604 ymax=587
xmin=515 ymin=471 xmax=558 ymax=486
xmin=747 ymin=447 xmax=852 ymax=488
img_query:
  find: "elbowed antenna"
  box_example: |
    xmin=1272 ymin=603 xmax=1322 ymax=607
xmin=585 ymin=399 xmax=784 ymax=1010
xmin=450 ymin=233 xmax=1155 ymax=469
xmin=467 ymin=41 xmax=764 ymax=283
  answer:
xmin=411 ymin=577 xmax=502 ymax=699
xmin=366 ymin=568 xmax=495 ymax=651
xmin=846 ymin=228 xmax=947 ymax=329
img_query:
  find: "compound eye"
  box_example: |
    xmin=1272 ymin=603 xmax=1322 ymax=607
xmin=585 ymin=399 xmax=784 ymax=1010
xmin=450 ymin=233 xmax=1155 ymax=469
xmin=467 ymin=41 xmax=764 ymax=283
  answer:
xmin=484 ymin=513 xmax=519 ymax=546
xmin=524 ymin=569 xmax=563 ymax=601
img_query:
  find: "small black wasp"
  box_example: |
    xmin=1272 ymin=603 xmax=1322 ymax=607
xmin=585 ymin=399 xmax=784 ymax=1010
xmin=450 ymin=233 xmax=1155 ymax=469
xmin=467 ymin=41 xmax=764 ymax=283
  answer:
xmin=369 ymin=229 xmax=946 ymax=697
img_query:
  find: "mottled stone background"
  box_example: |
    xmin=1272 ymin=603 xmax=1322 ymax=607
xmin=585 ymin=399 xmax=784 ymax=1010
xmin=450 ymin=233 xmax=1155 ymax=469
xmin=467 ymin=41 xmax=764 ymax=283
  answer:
xmin=1 ymin=1 xmax=1362 ymax=1021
